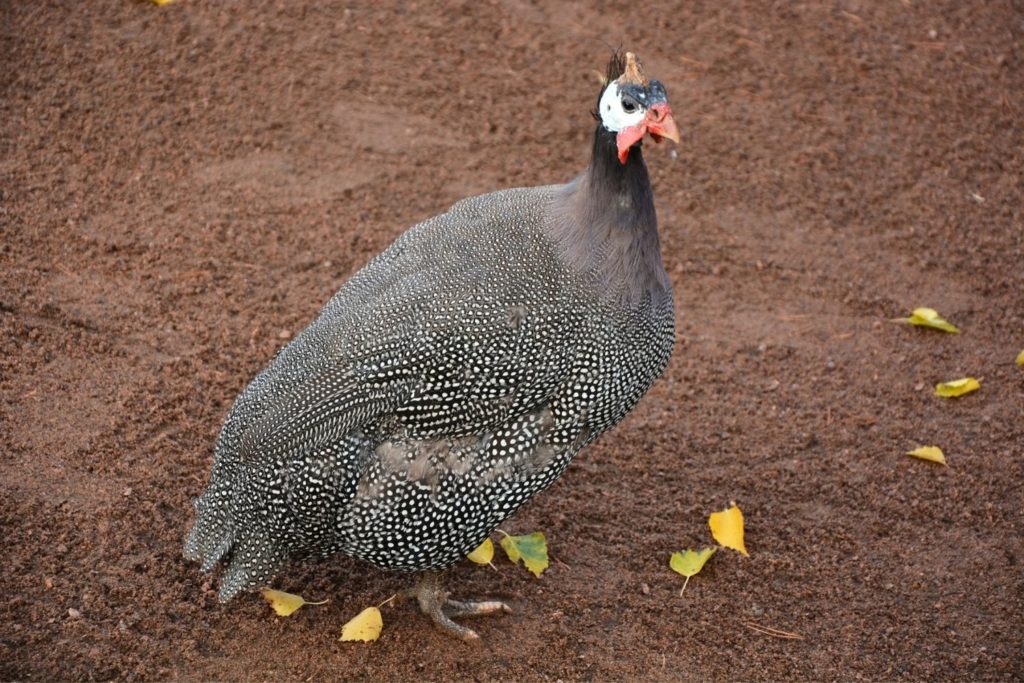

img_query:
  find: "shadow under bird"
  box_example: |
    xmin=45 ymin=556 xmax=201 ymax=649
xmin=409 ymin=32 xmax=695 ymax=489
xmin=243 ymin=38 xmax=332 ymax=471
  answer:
xmin=185 ymin=51 xmax=681 ymax=641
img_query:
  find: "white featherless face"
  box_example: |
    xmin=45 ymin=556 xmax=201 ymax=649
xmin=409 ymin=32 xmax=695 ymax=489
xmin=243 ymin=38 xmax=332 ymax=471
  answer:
xmin=598 ymin=81 xmax=648 ymax=132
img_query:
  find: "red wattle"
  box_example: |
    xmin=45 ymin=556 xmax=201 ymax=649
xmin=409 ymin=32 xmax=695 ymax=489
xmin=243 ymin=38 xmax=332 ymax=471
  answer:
xmin=616 ymin=124 xmax=647 ymax=164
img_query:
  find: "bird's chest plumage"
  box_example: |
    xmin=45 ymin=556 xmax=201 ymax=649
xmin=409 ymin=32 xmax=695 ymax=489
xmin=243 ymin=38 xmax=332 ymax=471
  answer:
xmin=567 ymin=291 xmax=675 ymax=435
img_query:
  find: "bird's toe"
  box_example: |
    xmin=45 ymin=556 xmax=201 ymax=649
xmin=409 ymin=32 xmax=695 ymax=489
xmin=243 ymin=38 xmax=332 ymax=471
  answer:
xmin=443 ymin=598 xmax=512 ymax=619
xmin=411 ymin=570 xmax=511 ymax=641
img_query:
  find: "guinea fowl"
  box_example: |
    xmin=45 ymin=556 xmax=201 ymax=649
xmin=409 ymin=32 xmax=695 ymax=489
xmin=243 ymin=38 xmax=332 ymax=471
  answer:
xmin=185 ymin=51 xmax=680 ymax=641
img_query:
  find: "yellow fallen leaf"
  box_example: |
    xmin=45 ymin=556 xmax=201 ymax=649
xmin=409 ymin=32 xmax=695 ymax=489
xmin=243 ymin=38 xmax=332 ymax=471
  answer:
xmin=906 ymin=446 xmax=947 ymax=466
xmin=669 ymin=547 xmax=716 ymax=595
xmin=339 ymin=606 xmax=383 ymax=642
xmin=498 ymin=531 xmax=549 ymax=578
xmin=934 ymin=377 xmax=980 ymax=398
xmin=1016 ymin=349 xmax=1024 ymax=367
xmin=903 ymin=307 xmax=961 ymax=333
xmin=150 ymin=0 xmax=175 ymax=5
xmin=709 ymin=504 xmax=749 ymax=557
xmin=467 ymin=538 xmax=494 ymax=565
xmin=260 ymin=589 xmax=327 ymax=617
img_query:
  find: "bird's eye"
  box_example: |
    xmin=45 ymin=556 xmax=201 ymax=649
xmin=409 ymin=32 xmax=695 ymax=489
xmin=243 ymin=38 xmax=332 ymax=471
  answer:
xmin=621 ymin=98 xmax=638 ymax=113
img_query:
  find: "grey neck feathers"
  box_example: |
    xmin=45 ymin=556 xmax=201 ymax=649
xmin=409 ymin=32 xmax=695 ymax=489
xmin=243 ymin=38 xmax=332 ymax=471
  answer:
xmin=548 ymin=126 xmax=671 ymax=307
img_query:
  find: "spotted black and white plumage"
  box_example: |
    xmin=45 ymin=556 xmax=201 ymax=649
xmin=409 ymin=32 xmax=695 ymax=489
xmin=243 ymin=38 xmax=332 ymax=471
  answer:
xmin=185 ymin=53 xmax=677 ymax=602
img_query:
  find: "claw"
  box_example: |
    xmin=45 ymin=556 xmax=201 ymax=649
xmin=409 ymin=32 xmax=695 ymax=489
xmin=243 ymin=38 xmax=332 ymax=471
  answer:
xmin=409 ymin=571 xmax=512 ymax=641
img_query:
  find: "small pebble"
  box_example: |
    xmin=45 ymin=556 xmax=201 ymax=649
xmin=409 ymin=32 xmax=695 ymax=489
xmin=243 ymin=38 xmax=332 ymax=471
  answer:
xmin=68 ymin=608 xmax=82 ymax=619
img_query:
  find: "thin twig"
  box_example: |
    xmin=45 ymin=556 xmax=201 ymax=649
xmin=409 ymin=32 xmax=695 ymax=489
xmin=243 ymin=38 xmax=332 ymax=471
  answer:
xmin=741 ymin=620 xmax=805 ymax=640
xmin=679 ymin=55 xmax=709 ymax=68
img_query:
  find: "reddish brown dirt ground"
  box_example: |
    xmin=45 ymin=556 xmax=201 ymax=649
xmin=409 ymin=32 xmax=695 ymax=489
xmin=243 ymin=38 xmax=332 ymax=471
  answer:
xmin=2 ymin=1 xmax=1022 ymax=680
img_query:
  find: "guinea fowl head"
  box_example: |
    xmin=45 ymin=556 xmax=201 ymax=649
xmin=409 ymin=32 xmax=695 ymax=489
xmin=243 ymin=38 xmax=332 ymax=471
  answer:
xmin=594 ymin=52 xmax=681 ymax=164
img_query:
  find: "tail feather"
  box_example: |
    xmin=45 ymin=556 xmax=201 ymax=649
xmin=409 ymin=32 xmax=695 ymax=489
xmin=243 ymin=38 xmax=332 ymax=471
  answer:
xmin=183 ymin=482 xmax=236 ymax=571
xmin=185 ymin=388 xmax=293 ymax=600
xmin=218 ymin=527 xmax=287 ymax=602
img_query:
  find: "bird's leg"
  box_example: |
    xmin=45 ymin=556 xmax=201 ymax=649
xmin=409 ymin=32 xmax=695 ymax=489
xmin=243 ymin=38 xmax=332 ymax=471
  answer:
xmin=408 ymin=570 xmax=511 ymax=642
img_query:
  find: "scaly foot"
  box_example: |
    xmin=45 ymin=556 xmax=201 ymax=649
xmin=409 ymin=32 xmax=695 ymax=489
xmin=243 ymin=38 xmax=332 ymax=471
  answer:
xmin=408 ymin=570 xmax=512 ymax=641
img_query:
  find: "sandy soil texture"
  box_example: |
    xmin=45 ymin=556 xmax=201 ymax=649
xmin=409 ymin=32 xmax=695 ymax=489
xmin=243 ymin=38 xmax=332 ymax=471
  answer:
xmin=2 ymin=1 xmax=1022 ymax=680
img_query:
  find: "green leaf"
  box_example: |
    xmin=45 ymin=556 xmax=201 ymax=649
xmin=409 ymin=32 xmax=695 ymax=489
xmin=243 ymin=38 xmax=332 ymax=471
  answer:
xmin=498 ymin=531 xmax=549 ymax=578
xmin=669 ymin=547 xmax=717 ymax=594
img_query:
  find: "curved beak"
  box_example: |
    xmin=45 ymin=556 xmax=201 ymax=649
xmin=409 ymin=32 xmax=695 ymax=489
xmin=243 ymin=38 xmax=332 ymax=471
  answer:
xmin=646 ymin=103 xmax=681 ymax=144
xmin=616 ymin=102 xmax=681 ymax=164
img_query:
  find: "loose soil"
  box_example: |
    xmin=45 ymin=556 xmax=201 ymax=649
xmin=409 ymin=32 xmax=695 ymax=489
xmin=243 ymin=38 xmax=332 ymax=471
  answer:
xmin=2 ymin=1 xmax=1022 ymax=680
